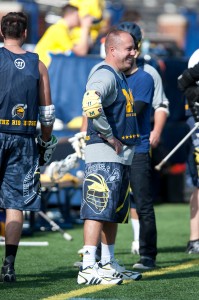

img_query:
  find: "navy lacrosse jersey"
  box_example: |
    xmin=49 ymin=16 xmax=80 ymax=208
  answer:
xmin=0 ymin=47 xmax=40 ymax=134
xmin=87 ymin=65 xmax=140 ymax=146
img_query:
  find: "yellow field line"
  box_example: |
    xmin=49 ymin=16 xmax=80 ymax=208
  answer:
xmin=42 ymin=259 xmax=199 ymax=300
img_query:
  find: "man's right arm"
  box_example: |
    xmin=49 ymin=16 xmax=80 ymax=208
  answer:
xmin=37 ymin=61 xmax=57 ymax=166
xmin=83 ymin=68 xmax=123 ymax=153
xmin=72 ymin=15 xmax=93 ymax=56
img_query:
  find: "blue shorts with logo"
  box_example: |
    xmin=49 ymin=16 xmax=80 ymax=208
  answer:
xmin=186 ymin=117 xmax=199 ymax=188
xmin=0 ymin=133 xmax=41 ymax=211
xmin=81 ymin=162 xmax=130 ymax=223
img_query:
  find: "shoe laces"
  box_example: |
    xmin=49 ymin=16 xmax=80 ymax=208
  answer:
xmin=109 ymin=258 xmax=126 ymax=272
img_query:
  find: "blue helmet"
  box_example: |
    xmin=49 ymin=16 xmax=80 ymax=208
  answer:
xmin=116 ymin=22 xmax=142 ymax=50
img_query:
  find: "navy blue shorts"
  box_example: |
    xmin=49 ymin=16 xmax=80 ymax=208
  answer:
xmin=81 ymin=162 xmax=130 ymax=223
xmin=0 ymin=133 xmax=41 ymax=211
xmin=186 ymin=117 xmax=199 ymax=188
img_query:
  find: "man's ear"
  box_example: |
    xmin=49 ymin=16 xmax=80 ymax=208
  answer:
xmin=24 ymin=29 xmax=27 ymax=39
xmin=134 ymin=50 xmax=140 ymax=59
xmin=110 ymin=46 xmax=115 ymax=56
xmin=0 ymin=29 xmax=4 ymax=38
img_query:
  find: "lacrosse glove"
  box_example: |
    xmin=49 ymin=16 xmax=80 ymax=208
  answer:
xmin=37 ymin=135 xmax=58 ymax=166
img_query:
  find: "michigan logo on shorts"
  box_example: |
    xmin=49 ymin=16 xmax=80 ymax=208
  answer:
xmin=85 ymin=173 xmax=109 ymax=214
xmin=12 ymin=104 xmax=27 ymax=119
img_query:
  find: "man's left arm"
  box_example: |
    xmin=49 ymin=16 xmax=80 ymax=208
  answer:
xmin=150 ymin=109 xmax=167 ymax=148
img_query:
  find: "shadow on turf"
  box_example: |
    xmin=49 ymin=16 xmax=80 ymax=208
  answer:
xmin=143 ymin=270 xmax=199 ymax=281
xmin=116 ymin=246 xmax=186 ymax=256
xmin=158 ymin=246 xmax=187 ymax=253
xmin=1 ymin=269 xmax=199 ymax=289
xmin=0 ymin=267 xmax=78 ymax=289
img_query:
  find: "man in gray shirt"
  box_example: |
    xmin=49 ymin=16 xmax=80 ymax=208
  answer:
xmin=77 ymin=29 xmax=142 ymax=285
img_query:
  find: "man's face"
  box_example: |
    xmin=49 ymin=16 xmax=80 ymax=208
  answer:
xmin=112 ymin=32 xmax=136 ymax=72
xmin=71 ymin=11 xmax=80 ymax=27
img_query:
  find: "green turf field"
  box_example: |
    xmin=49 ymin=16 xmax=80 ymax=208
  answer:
xmin=1 ymin=203 xmax=199 ymax=300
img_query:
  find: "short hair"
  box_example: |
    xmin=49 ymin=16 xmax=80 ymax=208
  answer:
xmin=62 ymin=4 xmax=78 ymax=17
xmin=1 ymin=12 xmax=27 ymax=39
xmin=105 ymin=29 xmax=129 ymax=53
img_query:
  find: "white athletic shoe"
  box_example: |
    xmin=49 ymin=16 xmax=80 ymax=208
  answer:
xmin=131 ymin=240 xmax=140 ymax=255
xmin=77 ymin=263 xmax=123 ymax=285
xmin=100 ymin=259 xmax=142 ymax=281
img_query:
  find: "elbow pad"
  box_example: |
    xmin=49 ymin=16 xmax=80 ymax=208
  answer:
xmin=82 ymin=90 xmax=103 ymax=118
xmin=39 ymin=104 xmax=55 ymax=127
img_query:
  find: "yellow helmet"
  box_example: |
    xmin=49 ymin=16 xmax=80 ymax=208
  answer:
xmin=85 ymin=173 xmax=109 ymax=213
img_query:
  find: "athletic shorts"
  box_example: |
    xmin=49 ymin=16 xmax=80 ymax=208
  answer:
xmin=186 ymin=117 xmax=199 ymax=188
xmin=0 ymin=133 xmax=41 ymax=211
xmin=81 ymin=162 xmax=131 ymax=223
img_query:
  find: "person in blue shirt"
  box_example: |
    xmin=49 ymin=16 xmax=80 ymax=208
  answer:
xmin=117 ymin=22 xmax=169 ymax=269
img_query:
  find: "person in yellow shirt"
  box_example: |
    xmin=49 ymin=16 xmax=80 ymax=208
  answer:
xmin=34 ymin=4 xmax=93 ymax=68
xmin=69 ymin=0 xmax=105 ymax=45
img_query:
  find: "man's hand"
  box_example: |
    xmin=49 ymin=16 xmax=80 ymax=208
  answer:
xmin=98 ymin=134 xmax=123 ymax=154
xmin=37 ymin=135 xmax=58 ymax=166
xmin=150 ymin=130 xmax=161 ymax=148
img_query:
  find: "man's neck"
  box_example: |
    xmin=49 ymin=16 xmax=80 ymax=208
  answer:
xmin=4 ymin=38 xmax=25 ymax=54
xmin=125 ymin=62 xmax=138 ymax=76
xmin=105 ymin=58 xmax=120 ymax=73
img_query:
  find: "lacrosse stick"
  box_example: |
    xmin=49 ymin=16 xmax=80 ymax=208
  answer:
xmin=46 ymin=153 xmax=79 ymax=181
xmin=38 ymin=211 xmax=72 ymax=241
xmin=68 ymin=131 xmax=86 ymax=159
xmin=46 ymin=131 xmax=86 ymax=181
xmin=155 ymin=122 xmax=199 ymax=171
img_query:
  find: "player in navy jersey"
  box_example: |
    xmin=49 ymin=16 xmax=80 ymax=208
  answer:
xmin=0 ymin=12 xmax=57 ymax=282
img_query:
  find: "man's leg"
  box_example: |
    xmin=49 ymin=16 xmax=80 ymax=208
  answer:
xmin=130 ymin=153 xmax=157 ymax=269
xmin=186 ymin=188 xmax=199 ymax=254
xmin=101 ymin=222 xmax=117 ymax=264
xmin=186 ymin=125 xmax=199 ymax=253
xmin=83 ymin=219 xmax=103 ymax=269
xmin=1 ymin=208 xmax=23 ymax=282
xmin=130 ymin=193 xmax=140 ymax=254
xmin=78 ymin=219 xmax=122 ymax=285
xmin=190 ymin=188 xmax=199 ymax=241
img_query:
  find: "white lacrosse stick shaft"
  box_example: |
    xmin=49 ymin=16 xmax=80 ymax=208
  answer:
xmin=155 ymin=122 xmax=199 ymax=171
xmin=38 ymin=211 xmax=72 ymax=241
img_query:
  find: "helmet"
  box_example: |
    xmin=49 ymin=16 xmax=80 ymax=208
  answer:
xmin=85 ymin=173 xmax=109 ymax=213
xmin=116 ymin=22 xmax=142 ymax=50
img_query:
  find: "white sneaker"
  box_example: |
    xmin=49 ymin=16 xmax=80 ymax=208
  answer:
xmin=77 ymin=263 xmax=123 ymax=285
xmin=100 ymin=259 xmax=142 ymax=281
xmin=131 ymin=240 xmax=140 ymax=255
